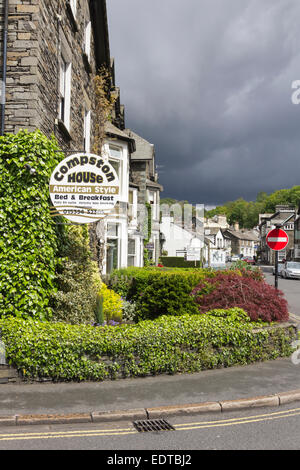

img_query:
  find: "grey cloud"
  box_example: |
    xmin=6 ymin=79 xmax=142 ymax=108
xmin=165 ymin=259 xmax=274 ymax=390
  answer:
xmin=106 ymin=0 xmax=300 ymax=204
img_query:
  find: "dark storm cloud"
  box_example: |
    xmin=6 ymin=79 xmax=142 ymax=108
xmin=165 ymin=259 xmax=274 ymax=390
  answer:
xmin=106 ymin=0 xmax=300 ymax=204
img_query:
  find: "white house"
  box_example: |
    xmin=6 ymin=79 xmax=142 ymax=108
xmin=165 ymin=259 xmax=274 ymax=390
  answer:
xmin=204 ymin=228 xmax=228 ymax=267
xmin=160 ymin=215 xmax=205 ymax=260
xmin=100 ymin=122 xmax=138 ymax=274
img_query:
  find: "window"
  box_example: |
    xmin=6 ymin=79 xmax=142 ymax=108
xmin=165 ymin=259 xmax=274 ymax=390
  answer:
xmin=109 ymin=146 xmax=122 ymax=180
xmin=84 ymin=108 xmax=91 ymax=152
xmin=59 ymin=53 xmax=72 ymax=130
xmin=84 ymin=21 xmax=91 ymax=62
xmin=278 ymin=250 xmax=286 ymax=261
xmin=109 ymin=159 xmax=121 ymax=179
xmin=106 ymin=223 xmax=120 ymax=273
xmin=128 ymin=238 xmax=136 ymax=266
xmin=128 ymin=189 xmax=134 ymax=218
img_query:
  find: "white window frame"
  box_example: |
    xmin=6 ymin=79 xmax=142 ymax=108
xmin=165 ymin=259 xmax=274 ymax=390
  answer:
xmin=84 ymin=20 xmax=91 ymax=62
xmin=70 ymin=0 xmax=77 ymax=17
xmin=106 ymin=222 xmax=121 ymax=272
xmin=59 ymin=34 xmax=72 ymax=131
xmin=108 ymin=145 xmax=123 ymax=192
xmin=84 ymin=107 xmax=91 ymax=153
xmin=127 ymin=238 xmax=136 ymax=266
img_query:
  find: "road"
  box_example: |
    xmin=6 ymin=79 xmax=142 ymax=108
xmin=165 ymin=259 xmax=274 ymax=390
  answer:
xmin=0 ymin=402 xmax=299 ymax=451
xmin=263 ymin=270 xmax=300 ymax=318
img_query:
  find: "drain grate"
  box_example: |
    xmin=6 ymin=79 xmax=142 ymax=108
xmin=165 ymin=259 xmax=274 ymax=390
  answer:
xmin=133 ymin=419 xmax=175 ymax=433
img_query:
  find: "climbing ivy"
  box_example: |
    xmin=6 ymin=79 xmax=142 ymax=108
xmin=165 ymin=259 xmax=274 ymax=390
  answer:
xmin=143 ymin=202 xmax=152 ymax=266
xmin=0 ymin=130 xmax=64 ymax=320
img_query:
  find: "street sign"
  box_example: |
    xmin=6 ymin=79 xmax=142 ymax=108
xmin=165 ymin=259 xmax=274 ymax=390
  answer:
xmin=266 ymin=228 xmax=289 ymax=251
xmin=185 ymin=247 xmax=200 ymax=261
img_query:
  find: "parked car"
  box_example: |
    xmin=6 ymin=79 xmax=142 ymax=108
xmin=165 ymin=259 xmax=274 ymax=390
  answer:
xmin=231 ymin=254 xmax=240 ymax=262
xmin=242 ymin=256 xmax=256 ymax=265
xmin=280 ymin=261 xmax=300 ymax=279
xmin=272 ymin=263 xmax=284 ymax=276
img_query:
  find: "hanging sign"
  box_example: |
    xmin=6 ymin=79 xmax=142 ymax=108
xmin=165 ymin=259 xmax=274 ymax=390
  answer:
xmin=49 ymin=153 xmax=120 ymax=224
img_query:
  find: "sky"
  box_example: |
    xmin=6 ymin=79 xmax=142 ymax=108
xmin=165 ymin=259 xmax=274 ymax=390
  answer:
xmin=106 ymin=0 xmax=300 ymax=206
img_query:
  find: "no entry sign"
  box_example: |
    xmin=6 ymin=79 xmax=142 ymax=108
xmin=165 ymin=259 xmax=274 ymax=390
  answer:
xmin=266 ymin=228 xmax=289 ymax=251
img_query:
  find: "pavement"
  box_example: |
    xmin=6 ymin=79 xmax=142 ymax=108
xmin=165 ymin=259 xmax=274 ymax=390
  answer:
xmin=1 ymin=265 xmax=300 ymax=427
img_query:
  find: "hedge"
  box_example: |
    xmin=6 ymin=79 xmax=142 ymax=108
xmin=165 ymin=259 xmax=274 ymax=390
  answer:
xmin=160 ymin=257 xmax=202 ymax=268
xmin=0 ymin=309 xmax=296 ymax=382
xmin=108 ymin=267 xmax=216 ymax=320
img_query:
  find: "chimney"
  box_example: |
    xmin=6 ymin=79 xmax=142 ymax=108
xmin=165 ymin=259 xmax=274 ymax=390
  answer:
xmin=234 ymin=222 xmax=239 ymax=231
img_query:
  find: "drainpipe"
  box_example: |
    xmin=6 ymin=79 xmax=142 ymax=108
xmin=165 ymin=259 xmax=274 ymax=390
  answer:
xmin=1 ymin=0 xmax=9 ymax=136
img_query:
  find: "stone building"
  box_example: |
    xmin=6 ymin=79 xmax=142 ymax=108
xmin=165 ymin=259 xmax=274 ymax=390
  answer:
xmin=294 ymin=203 xmax=300 ymax=261
xmin=124 ymin=129 xmax=163 ymax=265
xmin=223 ymin=226 xmax=259 ymax=259
xmin=258 ymin=205 xmax=296 ymax=264
xmin=0 ymin=0 xmax=111 ymax=151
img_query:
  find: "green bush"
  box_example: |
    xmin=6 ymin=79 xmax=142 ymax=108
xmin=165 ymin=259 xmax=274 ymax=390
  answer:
xmin=0 ymin=130 xmax=64 ymax=320
xmin=0 ymin=309 xmax=296 ymax=381
xmin=109 ymin=267 xmax=216 ymax=321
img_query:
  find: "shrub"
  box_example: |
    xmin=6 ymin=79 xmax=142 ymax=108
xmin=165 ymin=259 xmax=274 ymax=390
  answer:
xmin=121 ymin=300 xmax=138 ymax=323
xmin=109 ymin=267 xmax=217 ymax=321
xmin=0 ymin=310 xmax=296 ymax=381
xmin=99 ymin=283 xmax=123 ymax=323
xmin=191 ymin=272 xmax=289 ymax=322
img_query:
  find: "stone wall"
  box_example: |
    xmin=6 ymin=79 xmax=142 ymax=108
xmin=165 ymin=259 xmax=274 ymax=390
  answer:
xmin=4 ymin=0 xmax=39 ymax=134
xmin=131 ymin=160 xmax=147 ymax=206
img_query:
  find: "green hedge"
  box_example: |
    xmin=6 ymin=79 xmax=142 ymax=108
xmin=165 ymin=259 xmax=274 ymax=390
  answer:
xmin=0 ymin=309 xmax=296 ymax=382
xmin=160 ymin=257 xmax=202 ymax=268
xmin=109 ymin=267 xmax=217 ymax=320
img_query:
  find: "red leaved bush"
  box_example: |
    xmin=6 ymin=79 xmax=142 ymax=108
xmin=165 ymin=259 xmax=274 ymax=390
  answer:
xmin=191 ymin=272 xmax=289 ymax=322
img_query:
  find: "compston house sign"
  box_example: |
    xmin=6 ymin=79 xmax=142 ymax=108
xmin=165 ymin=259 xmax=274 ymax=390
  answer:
xmin=49 ymin=153 xmax=120 ymax=224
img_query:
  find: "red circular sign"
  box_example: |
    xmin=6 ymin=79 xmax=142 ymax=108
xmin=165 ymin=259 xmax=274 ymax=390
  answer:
xmin=266 ymin=228 xmax=289 ymax=251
